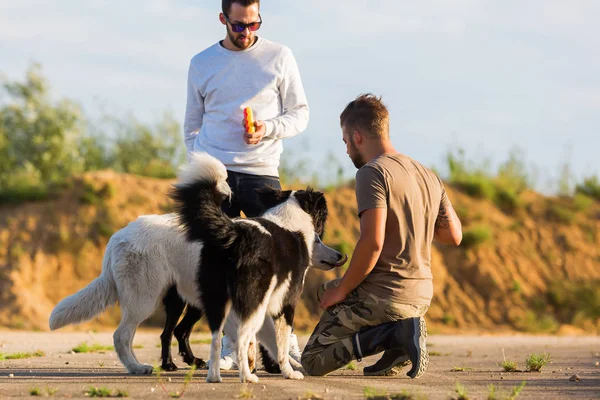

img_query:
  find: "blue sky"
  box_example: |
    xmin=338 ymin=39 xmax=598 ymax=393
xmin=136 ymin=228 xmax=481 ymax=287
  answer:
xmin=1 ymin=0 xmax=599 ymax=191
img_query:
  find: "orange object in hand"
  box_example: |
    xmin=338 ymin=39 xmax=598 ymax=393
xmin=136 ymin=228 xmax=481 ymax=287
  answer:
xmin=243 ymin=107 xmax=255 ymax=133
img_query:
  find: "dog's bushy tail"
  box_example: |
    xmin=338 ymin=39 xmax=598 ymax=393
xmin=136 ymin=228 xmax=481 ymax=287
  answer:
xmin=170 ymin=152 xmax=237 ymax=248
xmin=49 ymin=251 xmax=117 ymax=330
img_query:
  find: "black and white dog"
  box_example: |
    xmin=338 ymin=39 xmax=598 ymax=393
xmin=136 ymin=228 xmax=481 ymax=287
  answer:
xmin=49 ymin=152 xmax=346 ymax=383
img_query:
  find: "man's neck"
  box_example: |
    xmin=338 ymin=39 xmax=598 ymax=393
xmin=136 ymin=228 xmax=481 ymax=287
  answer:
xmin=364 ymin=141 xmax=398 ymax=162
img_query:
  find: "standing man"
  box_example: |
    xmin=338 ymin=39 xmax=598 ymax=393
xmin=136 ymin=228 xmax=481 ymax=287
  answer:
xmin=301 ymin=94 xmax=462 ymax=378
xmin=183 ymin=0 xmax=309 ymax=369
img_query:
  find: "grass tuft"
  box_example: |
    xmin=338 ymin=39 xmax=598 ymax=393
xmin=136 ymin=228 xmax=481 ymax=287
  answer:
xmin=525 ymin=353 xmax=551 ymax=372
xmin=299 ymin=391 xmax=324 ymax=400
xmin=500 ymin=360 xmax=518 ymax=372
xmin=452 ymin=383 xmax=470 ymax=400
xmin=85 ymin=387 xmax=112 ymax=397
xmin=237 ymin=385 xmax=254 ymax=399
xmin=451 ymin=366 xmax=473 ymax=372
xmin=363 ymin=386 xmax=389 ymax=399
xmin=72 ymin=342 xmax=114 ymax=354
xmin=344 ymin=361 xmax=358 ymax=370
xmin=0 ymin=350 xmax=45 ymax=360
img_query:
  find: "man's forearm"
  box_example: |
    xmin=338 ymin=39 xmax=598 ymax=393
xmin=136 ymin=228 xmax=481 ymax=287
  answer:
xmin=264 ymin=103 xmax=309 ymax=140
xmin=338 ymin=238 xmax=382 ymax=295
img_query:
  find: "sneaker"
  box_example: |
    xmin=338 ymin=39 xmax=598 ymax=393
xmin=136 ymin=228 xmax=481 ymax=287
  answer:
xmin=219 ymin=335 xmax=238 ymax=370
xmin=288 ymin=333 xmax=302 ymax=364
xmin=363 ymin=349 xmax=411 ymax=376
xmin=406 ymin=317 xmax=428 ymax=379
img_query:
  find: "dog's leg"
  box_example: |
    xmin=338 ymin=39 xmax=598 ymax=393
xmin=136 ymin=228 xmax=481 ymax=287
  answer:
xmin=257 ymin=315 xmax=280 ymax=372
xmin=114 ymin=310 xmax=154 ymax=375
xmin=174 ymin=306 xmax=205 ymax=368
xmin=205 ymin=300 xmax=231 ymax=383
xmin=248 ymin=336 xmax=257 ymax=373
xmin=274 ymin=316 xmax=303 ymax=380
xmin=160 ymin=286 xmax=186 ymax=371
xmin=237 ymin=318 xmax=261 ymax=383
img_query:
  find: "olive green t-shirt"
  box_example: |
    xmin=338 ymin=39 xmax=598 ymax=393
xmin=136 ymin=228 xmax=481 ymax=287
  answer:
xmin=355 ymin=153 xmax=447 ymax=306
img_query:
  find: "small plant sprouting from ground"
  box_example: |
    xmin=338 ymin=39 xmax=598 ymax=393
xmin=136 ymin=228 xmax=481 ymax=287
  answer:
xmin=72 ymin=342 xmax=114 ymax=354
xmin=299 ymin=391 xmax=324 ymax=400
xmin=0 ymin=350 xmax=45 ymax=360
xmin=46 ymin=387 xmax=58 ymax=396
xmin=508 ymin=382 xmax=526 ymax=400
xmin=452 ymin=383 xmax=470 ymax=400
xmin=156 ymin=364 xmax=196 ymax=398
xmin=500 ymin=349 xmax=519 ymax=372
xmin=526 ymin=353 xmax=551 ymax=372
xmin=84 ymin=387 xmax=129 ymax=398
xmin=487 ymin=385 xmax=497 ymax=400
xmin=363 ymin=386 xmax=388 ymax=399
xmin=30 ymin=387 xmax=60 ymax=397
xmin=237 ymin=385 xmax=255 ymax=399
xmin=344 ymin=361 xmax=358 ymax=370
xmin=488 ymin=382 xmax=526 ymax=400
xmin=500 ymin=360 xmax=518 ymax=372
xmin=451 ymin=366 xmax=473 ymax=372
xmin=390 ymin=390 xmax=417 ymax=400
xmin=84 ymin=387 xmax=111 ymax=397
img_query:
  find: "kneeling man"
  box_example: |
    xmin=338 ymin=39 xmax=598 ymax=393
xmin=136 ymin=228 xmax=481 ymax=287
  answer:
xmin=301 ymin=94 xmax=462 ymax=378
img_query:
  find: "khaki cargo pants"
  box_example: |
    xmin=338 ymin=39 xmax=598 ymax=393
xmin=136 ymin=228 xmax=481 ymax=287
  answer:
xmin=301 ymin=278 xmax=428 ymax=376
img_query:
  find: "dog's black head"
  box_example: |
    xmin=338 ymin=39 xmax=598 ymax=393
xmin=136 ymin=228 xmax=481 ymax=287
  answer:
xmin=255 ymin=186 xmax=328 ymax=237
xmin=293 ymin=188 xmax=328 ymax=238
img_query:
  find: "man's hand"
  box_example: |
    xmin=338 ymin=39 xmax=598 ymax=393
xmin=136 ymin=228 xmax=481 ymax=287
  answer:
xmin=319 ymin=286 xmax=348 ymax=310
xmin=243 ymin=120 xmax=266 ymax=145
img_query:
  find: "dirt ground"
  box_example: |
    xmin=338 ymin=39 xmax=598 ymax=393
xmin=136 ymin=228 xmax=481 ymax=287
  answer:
xmin=0 ymin=331 xmax=598 ymax=399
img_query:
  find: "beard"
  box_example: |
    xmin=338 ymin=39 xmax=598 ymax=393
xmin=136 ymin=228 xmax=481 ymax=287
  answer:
xmin=228 ymin=29 xmax=254 ymax=50
xmin=348 ymin=139 xmax=366 ymax=169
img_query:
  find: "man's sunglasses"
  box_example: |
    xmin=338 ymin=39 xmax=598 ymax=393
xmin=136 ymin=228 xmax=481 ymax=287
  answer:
xmin=224 ymin=13 xmax=262 ymax=33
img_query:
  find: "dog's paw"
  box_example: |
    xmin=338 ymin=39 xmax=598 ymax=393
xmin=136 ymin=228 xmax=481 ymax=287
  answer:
xmin=284 ymin=370 xmax=304 ymax=380
xmin=128 ymin=364 xmax=154 ymax=375
xmin=289 ymin=357 xmax=303 ymax=370
xmin=242 ymin=373 xmax=259 ymax=384
xmin=191 ymin=357 xmax=207 ymax=369
xmin=161 ymin=362 xmax=178 ymax=372
xmin=206 ymin=373 xmax=223 ymax=383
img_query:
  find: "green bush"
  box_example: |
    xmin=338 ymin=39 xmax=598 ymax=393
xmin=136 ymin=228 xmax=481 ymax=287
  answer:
xmin=547 ymin=280 xmax=600 ymax=324
xmin=446 ymin=148 xmax=529 ymax=213
xmin=573 ymin=193 xmax=594 ymax=211
xmin=545 ymin=201 xmax=576 ymax=224
xmin=516 ymin=311 xmax=559 ymax=333
xmin=0 ymin=64 xmax=186 ymax=205
xmin=461 ymin=225 xmax=493 ymax=249
xmin=575 ymin=175 xmax=600 ymax=201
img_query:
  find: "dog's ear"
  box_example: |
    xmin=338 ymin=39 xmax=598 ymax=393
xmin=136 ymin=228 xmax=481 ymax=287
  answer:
xmin=255 ymin=186 xmax=292 ymax=210
xmin=295 ymin=188 xmax=326 ymax=212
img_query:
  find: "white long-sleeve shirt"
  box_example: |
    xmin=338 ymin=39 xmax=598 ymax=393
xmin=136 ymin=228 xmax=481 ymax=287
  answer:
xmin=184 ymin=37 xmax=309 ymax=177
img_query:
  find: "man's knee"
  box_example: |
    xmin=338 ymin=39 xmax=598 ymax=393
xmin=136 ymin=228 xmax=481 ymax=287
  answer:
xmin=301 ymin=352 xmax=332 ymax=377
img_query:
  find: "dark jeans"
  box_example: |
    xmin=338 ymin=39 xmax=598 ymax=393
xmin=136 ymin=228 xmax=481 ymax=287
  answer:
xmin=222 ymin=170 xmax=281 ymax=218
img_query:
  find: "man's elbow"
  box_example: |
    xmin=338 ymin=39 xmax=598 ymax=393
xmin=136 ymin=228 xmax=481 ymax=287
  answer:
xmin=451 ymin=231 xmax=462 ymax=247
xmin=435 ymin=230 xmax=462 ymax=247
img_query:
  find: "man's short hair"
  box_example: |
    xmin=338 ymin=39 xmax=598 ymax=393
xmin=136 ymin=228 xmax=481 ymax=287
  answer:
xmin=222 ymin=0 xmax=260 ymax=15
xmin=340 ymin=94 xmax=389 ymax=139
